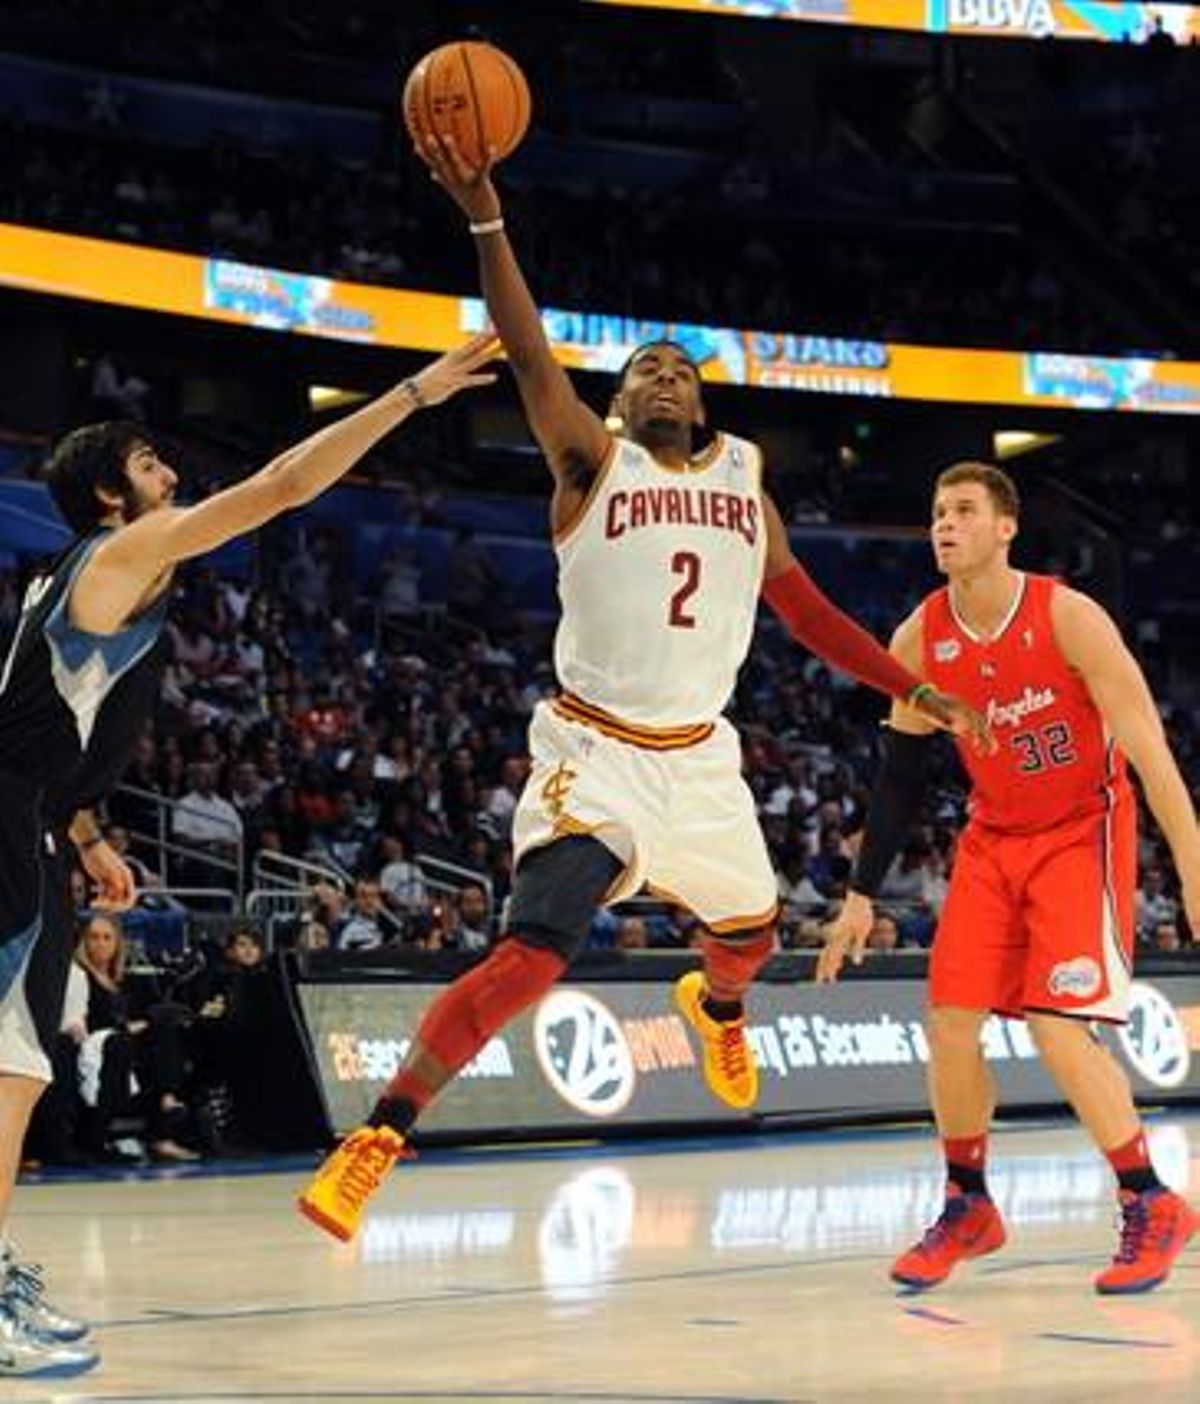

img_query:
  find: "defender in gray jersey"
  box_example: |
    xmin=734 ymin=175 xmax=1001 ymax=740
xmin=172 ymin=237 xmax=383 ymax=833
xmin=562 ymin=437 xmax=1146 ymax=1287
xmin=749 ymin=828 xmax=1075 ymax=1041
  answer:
xmin=0 ymin=334 xmax=497 ymax=1377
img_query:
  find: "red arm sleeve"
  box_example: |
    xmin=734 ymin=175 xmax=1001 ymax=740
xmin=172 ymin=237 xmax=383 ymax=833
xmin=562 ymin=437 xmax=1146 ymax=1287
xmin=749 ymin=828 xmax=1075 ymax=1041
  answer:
xmin=762 ymin=562 xmax=923 ymax=701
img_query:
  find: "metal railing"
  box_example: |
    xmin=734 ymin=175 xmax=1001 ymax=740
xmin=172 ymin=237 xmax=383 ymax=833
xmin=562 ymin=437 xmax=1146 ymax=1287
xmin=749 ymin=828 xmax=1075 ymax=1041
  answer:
xmin=415 ymin=853 xmax=494 ymax=924
xmin=251 ymin=849 xmax=346 ymax=894
xmin=112 ymin=782 xmax=245 ymax=900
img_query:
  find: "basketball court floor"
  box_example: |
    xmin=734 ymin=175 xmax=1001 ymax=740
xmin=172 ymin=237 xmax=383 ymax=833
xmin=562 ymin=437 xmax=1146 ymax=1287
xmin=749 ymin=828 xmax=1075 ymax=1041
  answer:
xmin=9 ymin=1113 xmax=1199 ymax=1402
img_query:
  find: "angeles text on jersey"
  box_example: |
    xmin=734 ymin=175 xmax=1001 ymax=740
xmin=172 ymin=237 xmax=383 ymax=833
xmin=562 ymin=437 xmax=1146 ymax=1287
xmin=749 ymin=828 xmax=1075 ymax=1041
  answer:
xmin=986 ymin=685 xmax=1057 ymax=729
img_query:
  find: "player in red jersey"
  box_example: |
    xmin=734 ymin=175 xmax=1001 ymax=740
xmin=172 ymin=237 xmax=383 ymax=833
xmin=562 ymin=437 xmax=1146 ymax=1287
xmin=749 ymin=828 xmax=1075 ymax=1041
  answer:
xmin=819 ymin=461 xmax=1200 ymax=1295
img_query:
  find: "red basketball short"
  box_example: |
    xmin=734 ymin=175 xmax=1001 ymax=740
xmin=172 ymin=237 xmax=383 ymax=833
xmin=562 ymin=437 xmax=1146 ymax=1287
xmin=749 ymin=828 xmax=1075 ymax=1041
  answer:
xmin=929 ymin=788 xmax=1136 ymax=1023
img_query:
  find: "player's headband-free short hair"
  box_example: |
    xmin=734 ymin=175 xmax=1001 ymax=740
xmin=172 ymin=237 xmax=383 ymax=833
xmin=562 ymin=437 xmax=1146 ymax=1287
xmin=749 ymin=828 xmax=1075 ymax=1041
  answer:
xmin=614 ymin=340 xmax=703 ymax=391
xmin=935 ymin=461 xmax=1020 ymax=521
xmin=44 ymin=420 xmax=158 ymax=535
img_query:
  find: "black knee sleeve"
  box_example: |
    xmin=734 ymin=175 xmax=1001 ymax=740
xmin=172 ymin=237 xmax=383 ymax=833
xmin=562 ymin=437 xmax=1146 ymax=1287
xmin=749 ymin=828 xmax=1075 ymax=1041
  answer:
xmin=506 ymin=835 xmax=625 ymax=962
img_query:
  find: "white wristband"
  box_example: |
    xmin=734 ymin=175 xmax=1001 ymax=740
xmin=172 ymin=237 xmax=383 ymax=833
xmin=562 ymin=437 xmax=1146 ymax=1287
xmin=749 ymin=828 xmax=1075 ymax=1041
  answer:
xmin=469 ymin=217 xmax=505 ymax=237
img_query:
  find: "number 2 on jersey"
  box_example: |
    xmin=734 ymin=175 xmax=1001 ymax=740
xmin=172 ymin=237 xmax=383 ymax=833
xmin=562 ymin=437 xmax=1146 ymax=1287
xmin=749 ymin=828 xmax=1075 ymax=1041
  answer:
xmin=668 ymin=551 xmax=701 ymax=629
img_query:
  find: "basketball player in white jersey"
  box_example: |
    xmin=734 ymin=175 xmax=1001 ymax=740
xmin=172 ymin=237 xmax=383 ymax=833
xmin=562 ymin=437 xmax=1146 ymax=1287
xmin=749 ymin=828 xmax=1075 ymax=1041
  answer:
xmin=298 ymin=135 xmax=990 ymax=1243
xmin=0 ymin=335 xmax=497 ymax=1376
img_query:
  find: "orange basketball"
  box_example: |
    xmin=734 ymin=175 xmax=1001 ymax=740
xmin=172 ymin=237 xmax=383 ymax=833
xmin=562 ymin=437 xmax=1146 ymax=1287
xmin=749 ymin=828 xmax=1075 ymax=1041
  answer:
xmin=403 ymin=41 xmax=531 ymax=169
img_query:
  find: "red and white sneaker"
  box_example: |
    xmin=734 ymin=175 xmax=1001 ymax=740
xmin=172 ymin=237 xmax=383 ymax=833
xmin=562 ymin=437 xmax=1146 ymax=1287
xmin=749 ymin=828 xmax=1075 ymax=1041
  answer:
xmin=1094 ymin=1188 xmax=1199 ymax=1295
xmin=890 ymin=1193 xmax=1007 ymax=1290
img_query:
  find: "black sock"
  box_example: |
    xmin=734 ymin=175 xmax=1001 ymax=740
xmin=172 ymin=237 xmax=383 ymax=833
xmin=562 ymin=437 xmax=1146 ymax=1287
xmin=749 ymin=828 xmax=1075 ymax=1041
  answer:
xmin=1116 ymin=1164 xmax=1163 ymax=1195
xmin=701 ymin=995 xmax=744 ymax=1022
xmin=367 ymin=1096 xmax=418 ymax=1135
xmin=947 ymin=1163 xmax=988 ymax=1198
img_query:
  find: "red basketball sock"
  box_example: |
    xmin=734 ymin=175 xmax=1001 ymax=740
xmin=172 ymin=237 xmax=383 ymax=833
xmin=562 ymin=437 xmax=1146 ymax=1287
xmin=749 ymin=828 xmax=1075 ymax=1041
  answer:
xmin=944 ymin=1133 xmax=989 ymax=1197
xmin=700 ymin=930 xmax=775 ymax=1010
xmin=380 ymin=937 xmax=565 ymax=1112
xmin=1105 ymin=1129 xmax=1162 ymax=1195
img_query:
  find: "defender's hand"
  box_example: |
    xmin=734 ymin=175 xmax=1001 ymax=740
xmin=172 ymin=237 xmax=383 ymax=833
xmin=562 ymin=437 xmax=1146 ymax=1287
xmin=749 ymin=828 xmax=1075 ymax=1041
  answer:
xmin=406 ymin=331 xmax=501 ymax=408
xmin=79 ymin=841 xmax=137 ymax=912
xmin=416 ymin=131 xmax=502 ymax=225
xmin=911 ymin=687 xmax=996 ymax=756
xmin=816 ymin=891 xmax=874 ymax=984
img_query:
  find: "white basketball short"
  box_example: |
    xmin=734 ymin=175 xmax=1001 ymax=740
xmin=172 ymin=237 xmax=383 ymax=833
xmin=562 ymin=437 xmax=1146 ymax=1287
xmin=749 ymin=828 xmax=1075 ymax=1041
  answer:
xmin=513 ymin=700 xmax=778 ymax=933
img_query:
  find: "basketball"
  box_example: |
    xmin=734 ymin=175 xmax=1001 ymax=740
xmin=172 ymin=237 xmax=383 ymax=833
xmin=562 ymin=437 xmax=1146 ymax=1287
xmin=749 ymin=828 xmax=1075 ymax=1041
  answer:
xmin=402 ymin=41 xmax=531 ymax=169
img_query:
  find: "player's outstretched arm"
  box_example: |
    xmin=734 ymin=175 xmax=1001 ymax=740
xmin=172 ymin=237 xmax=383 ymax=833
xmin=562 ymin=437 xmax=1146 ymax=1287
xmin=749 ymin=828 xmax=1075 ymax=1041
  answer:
xmin=80 ymin=334 xmax=498 ymax=622
xmin=816 ymin=611 xmax=934 ymax=983
xmin=760 ymin=492 xmax=993 ymax=750
xmin=416 ymin=134 xmax=610 ymax=486
xmin=1053 ymin=587 xmax=1200 ymax=933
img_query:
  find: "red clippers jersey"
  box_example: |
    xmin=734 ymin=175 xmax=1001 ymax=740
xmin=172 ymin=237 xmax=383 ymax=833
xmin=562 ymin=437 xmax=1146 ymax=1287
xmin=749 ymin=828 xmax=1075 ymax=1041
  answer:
xmin=921 ymin=573 xmax=1130 ymax=834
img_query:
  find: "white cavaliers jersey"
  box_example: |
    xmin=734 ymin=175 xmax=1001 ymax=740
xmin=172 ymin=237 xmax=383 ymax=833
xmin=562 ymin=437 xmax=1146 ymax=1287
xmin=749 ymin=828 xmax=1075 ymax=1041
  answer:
xmin=553 ymin=431 xmax=766 ymax=728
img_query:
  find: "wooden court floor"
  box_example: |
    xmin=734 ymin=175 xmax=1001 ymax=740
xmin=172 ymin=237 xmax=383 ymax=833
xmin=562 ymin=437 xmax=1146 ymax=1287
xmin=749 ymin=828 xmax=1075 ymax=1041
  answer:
xmin=7 ymin=1114 xmax=1199 ymax=1402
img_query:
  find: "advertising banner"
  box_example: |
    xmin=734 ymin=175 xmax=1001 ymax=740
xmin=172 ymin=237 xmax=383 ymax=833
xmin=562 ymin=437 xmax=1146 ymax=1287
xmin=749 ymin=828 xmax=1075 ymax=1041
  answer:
xmin=297 ymin=972 xmax=1200 ymax=1137
xmin=5 ymin=222 xmax=1200 ymax=415
xmin=585 ymin=1 xmax=1200 ymax=45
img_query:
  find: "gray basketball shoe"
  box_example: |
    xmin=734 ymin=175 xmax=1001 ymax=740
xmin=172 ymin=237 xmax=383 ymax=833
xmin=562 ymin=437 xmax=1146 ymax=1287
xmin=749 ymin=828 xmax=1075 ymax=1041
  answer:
xmin=0 ymin=1300 xmax=99 ymax=1378
xmin=1 ymin=1246 xmax=90 ymax=1342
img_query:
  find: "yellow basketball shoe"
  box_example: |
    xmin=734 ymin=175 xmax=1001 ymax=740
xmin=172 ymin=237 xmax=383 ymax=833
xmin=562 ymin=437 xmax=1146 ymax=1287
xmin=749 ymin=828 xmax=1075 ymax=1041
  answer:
xmin=297 ymin=1125 xmax=409 ymax=1241
xmin=674 ymin=970 xmax=758 ymax=1110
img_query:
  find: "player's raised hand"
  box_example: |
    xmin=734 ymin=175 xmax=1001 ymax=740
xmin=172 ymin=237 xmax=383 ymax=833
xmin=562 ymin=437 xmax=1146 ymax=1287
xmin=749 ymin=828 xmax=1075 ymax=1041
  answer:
xmin=815 ymin=891 xmax=874 ymax=984
xmin=417 ymin=131 xmax=502 ymax=225
xmin=910 ymin=686 xmax=996 ymax=756
xmin=405 ymin=331 xmax=501 ymax=407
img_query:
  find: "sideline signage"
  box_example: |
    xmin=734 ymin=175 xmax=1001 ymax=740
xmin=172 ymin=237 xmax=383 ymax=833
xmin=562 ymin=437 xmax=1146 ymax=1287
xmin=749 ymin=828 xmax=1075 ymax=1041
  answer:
xmin=296 ymin=973 xmax=1200 ymax=1137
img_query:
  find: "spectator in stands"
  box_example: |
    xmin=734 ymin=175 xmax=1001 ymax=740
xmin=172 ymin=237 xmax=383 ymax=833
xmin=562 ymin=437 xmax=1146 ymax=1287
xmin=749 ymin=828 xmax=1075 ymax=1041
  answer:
xmin=377 ymin=832 xmax=428 ymax=918
xmin=446 ymin=526 xmax=505 ymax=629
xmin=1150 ymin=920 xmax=1183 ymax=954
xmin=441 ymin=884 xmax=491 ymax=954
xmin=616 ymin=916 xmax=650 ymax=951
xmin=657 ymin=905 xmax=704 ymax=951
xmin=172 ymin=760 xmax=243 ymax=858
xmin=877 ymin=843 xmax=938 ymax=949
xmin=334 ymin=879 xmax=390 ymax=950
xmin=73 ymin=915 xmax=199 ymax=1163
xmin=378 ymin=547 xmax=423 ymax=627
xmin=806 ymin=825 xmax=852 ymax=898
xmin=315 ymin=789 xmax=371 ymax=872
xmin=227 ymin=759 xmax=268 ymax=823
xmin=185 ymin=927 xmax=269 ymax=1151
xmin=777 ymin=847 xmax=827 ymax=917
xmin=277 ymin=531 xmax=330 ymax=624
xmin=1136 ymin=866 xmax=1179 ymax=943
xmin=482 ymin=755 xmax=528 ymax=839
xmin=336 ymin=726 xmax=401 ymax=782
xmin=866 ymin=913 xmax=901 ymax=954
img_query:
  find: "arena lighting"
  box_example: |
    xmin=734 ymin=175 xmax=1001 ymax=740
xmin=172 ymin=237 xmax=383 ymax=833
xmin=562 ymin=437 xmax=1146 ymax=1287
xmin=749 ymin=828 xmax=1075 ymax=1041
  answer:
xmin=308 ymin=385 xmax=368 ymax=412
xmin=3 ymin=222 xmax=1200 ymax=415
xmin=583 ymin=0 xmax=1200 ymax=45
xmin=993 ymin=430 xmax=1062 ymax=459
